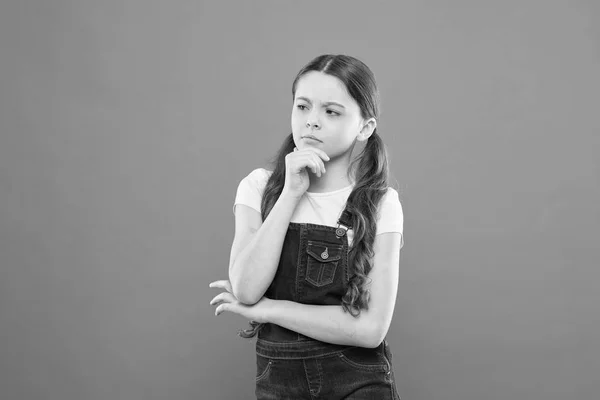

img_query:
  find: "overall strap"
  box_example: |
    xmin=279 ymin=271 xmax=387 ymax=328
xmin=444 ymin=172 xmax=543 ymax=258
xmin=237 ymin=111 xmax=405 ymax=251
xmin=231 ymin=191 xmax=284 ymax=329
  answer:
xmin=335 ymin=206 xmax=353 ymax=238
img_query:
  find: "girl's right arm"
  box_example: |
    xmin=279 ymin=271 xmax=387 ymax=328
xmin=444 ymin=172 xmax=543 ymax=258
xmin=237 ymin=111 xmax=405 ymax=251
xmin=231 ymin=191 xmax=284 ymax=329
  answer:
xmin=228 ymin=146 xmax=329 ymax=305
xmin=228 ymin=192 xmax=301 ymax=305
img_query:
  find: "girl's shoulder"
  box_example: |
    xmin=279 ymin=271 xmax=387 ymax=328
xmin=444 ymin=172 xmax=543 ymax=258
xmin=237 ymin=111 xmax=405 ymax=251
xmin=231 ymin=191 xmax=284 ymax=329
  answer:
xmin=382 ymin=187 xmax=402 ymax=206
xmin=378 ymin=187 xmax=403 ymax=221
xmin=376 ymin=187 xmax=404 ymax=241
xmin=246 ymin=167 xmax=273 ymax=180
xmin=242 ymin=167 xmax=273 ymax=191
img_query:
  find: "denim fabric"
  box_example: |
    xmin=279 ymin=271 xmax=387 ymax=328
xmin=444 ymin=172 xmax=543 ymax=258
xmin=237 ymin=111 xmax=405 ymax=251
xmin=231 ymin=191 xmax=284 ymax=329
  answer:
xmin=255 ymin=208 xmax=401 ymax=399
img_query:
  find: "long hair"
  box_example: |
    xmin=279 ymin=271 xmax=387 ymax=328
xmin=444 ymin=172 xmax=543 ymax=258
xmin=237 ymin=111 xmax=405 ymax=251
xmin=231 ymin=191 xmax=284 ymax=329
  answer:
xmin=239 ymin=55 xmax=389 ymax=339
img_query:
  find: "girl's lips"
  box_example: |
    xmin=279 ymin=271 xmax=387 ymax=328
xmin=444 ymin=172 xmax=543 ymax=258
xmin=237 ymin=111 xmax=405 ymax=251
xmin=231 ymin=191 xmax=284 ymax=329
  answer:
xmin=302 ymin=135 xmax=322 ymax=142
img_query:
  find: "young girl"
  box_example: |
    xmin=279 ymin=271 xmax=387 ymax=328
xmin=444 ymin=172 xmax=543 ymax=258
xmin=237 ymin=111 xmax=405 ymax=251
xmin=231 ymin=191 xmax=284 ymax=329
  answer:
xmin=209 ymin=54 xmax=404 ymax=399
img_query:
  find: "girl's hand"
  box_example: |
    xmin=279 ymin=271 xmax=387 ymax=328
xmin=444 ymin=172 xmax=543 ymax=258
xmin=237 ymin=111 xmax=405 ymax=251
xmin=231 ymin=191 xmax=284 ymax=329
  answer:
xmin=209 ymin=279 xmax=271 ymax=323
xmin=282 ymin=147 xmax=330 ymax=198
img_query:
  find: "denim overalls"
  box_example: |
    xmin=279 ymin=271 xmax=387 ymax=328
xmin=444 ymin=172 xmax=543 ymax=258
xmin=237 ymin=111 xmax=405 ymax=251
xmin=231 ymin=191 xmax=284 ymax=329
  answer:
xmin=254 ymin=207 xmax=401 ymax=399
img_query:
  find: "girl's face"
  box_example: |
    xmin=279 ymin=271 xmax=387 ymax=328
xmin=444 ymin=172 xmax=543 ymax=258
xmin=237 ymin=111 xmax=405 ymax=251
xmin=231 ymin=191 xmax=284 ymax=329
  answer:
xmin=291 ymin=71 xmax=370 ymax=157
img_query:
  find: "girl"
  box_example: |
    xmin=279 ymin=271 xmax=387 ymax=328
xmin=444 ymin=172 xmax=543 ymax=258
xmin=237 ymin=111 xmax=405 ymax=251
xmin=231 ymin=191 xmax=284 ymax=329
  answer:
xmin=209 ymin=54 xmax=404 ymax=399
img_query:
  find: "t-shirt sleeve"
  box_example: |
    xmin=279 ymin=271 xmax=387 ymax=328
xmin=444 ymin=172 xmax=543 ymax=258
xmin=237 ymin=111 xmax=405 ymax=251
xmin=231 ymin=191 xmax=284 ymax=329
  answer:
xmin=376 ymin=188 xmax=405 ymax=249
xmin=232 ymin=168 xmax=271 ymax=215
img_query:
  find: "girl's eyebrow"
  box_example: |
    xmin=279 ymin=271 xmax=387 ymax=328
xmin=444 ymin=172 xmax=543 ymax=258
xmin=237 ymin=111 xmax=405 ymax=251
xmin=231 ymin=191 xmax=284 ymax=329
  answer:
xmin=296 ymin=96 xmax=346 ymax=109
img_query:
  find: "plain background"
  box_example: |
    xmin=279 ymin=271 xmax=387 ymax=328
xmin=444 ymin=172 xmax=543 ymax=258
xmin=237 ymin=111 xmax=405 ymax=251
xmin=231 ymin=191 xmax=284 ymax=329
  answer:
xmin=1 ymin=1 xmax=599 ymax=399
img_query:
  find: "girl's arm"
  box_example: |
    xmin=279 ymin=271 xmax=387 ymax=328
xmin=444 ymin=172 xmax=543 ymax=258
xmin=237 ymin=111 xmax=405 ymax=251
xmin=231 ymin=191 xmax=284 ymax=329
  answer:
xmin=229 ymin=191 xmax=301 ymax=305
xmin=264 ymin=232 xmax=402 ymax=348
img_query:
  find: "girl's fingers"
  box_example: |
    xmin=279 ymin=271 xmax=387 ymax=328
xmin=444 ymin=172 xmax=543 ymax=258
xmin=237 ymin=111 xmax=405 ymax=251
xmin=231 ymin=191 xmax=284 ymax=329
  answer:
xmin=313 ymin=153 xmax=326 ymax=175
xmin=294 ymin=146 xmax=329 ymax=162
xmin=215 ymin=303 xmax=228 ymax=316
xmin=215 ymin=301 xmax=242 ymax=316
xmin=304 ymin=149 xmax=329 ymax=175
xmin=209 ymin=280 xmax=233 ymax=293
xmin=209 ymin=296 xmax=220 ymax=306
xmin=208 ymin=280 xmax=224 ymax=288
xmin=304 ymin=158 xmax=317 ymax=176
xmin=209 ymin=291 xmax=237 ymax=306
xmin=312 ymin=159 xmax=320 ymax=177
xmin=290 ymin=147 xmax=328 ymax=176
xmin=209 ymin=294 xmax=222 ymax=306
xmin=306 ymin=156 xmax=320 ymax=176
xmin=308 ymin=147 xmax=330 ymax=162
xmin=307 ymin=154 xmax=323 ymax=176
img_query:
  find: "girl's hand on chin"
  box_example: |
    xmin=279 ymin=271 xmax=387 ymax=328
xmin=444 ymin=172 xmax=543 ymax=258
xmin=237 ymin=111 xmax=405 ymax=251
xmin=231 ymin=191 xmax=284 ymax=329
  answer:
xmin=209 ymin=279 xmax=270 ymax=323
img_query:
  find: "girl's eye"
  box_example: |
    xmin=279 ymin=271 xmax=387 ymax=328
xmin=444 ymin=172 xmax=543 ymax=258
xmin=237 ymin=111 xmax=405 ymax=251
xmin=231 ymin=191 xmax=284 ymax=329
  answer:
xmin=297 ymin=105 xmax=308 ymax=111
xmin=327 ymin=110 xmax=340 ymax=116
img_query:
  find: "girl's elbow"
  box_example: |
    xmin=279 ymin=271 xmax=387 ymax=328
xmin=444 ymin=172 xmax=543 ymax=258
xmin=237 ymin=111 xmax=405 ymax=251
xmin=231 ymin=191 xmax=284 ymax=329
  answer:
xmin=237 ymin=293 xmax=261 ymax=305
xmin=361 ymin=324 xmax=388 ymax=349
xmin=231 ymin=282 xmax=261 ymax=305
xmin=233 ymin=290 xmax=258 ymax=305
xmin=361 ymin=336 xmax=383 ymax=349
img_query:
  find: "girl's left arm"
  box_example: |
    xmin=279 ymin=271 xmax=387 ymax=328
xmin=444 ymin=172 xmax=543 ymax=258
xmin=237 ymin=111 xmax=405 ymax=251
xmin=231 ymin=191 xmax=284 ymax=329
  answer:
xmin=264 ymin=232 xmax=402 ymax=348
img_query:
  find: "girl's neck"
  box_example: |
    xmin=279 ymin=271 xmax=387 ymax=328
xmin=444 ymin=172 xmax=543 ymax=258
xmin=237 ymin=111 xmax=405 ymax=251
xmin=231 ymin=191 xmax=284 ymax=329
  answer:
xmin=306 ymin=152 xmax=355 ymax=194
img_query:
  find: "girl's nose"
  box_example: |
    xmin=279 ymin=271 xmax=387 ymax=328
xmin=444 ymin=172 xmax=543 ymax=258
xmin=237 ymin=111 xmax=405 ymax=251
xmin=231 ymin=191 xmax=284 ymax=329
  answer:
xmin=306 ymin=119 xmax=320 ymax=129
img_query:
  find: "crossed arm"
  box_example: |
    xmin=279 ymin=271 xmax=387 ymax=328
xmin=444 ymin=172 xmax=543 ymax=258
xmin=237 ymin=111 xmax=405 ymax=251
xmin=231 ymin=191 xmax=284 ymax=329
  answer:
xmin=209 ymin=232 xmax=402 ymax=349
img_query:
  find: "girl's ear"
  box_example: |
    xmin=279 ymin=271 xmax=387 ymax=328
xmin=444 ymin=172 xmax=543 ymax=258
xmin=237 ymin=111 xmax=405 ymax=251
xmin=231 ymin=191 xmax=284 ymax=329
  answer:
xmin=357 ymin=118 xmax=377 ymax=142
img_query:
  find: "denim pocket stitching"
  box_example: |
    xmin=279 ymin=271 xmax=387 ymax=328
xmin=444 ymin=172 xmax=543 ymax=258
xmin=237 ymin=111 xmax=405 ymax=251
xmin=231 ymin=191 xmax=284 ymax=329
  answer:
xmin=306 ymin=258 xmax=339 ymax=287
xmin=306 ymin=244 xmax=342 ymax=262
xmin=337 ymin=352 xmax=388 ymax=372
xmin=255 ymin=359 xmax=272 ymax=382
xmin=383 ymin=342 xmax=392 ymax=374
xmin=305 ymin=241 xmax=342 ymax=287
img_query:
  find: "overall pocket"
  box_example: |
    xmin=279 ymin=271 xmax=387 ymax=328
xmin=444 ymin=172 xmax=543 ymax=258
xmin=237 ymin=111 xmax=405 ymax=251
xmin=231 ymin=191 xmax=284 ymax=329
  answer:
xmin=305 ymin=241 xmax=342 ymax=287
xmin=336 ymin=346 xmax=389 ymax=372
xmin=255 ymin=354 xmax=273 ymax=382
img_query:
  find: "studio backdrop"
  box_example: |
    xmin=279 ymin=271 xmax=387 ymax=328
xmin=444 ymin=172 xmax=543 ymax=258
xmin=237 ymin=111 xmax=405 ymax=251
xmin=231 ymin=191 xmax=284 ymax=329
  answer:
xmin=0 ymin=1 xmax=598 ymax=399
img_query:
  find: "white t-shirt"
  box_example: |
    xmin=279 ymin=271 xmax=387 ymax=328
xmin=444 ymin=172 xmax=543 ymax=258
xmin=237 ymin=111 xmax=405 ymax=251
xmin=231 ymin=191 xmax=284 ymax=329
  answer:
xmin=233 ymin=168 xmax=404 ymax=248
